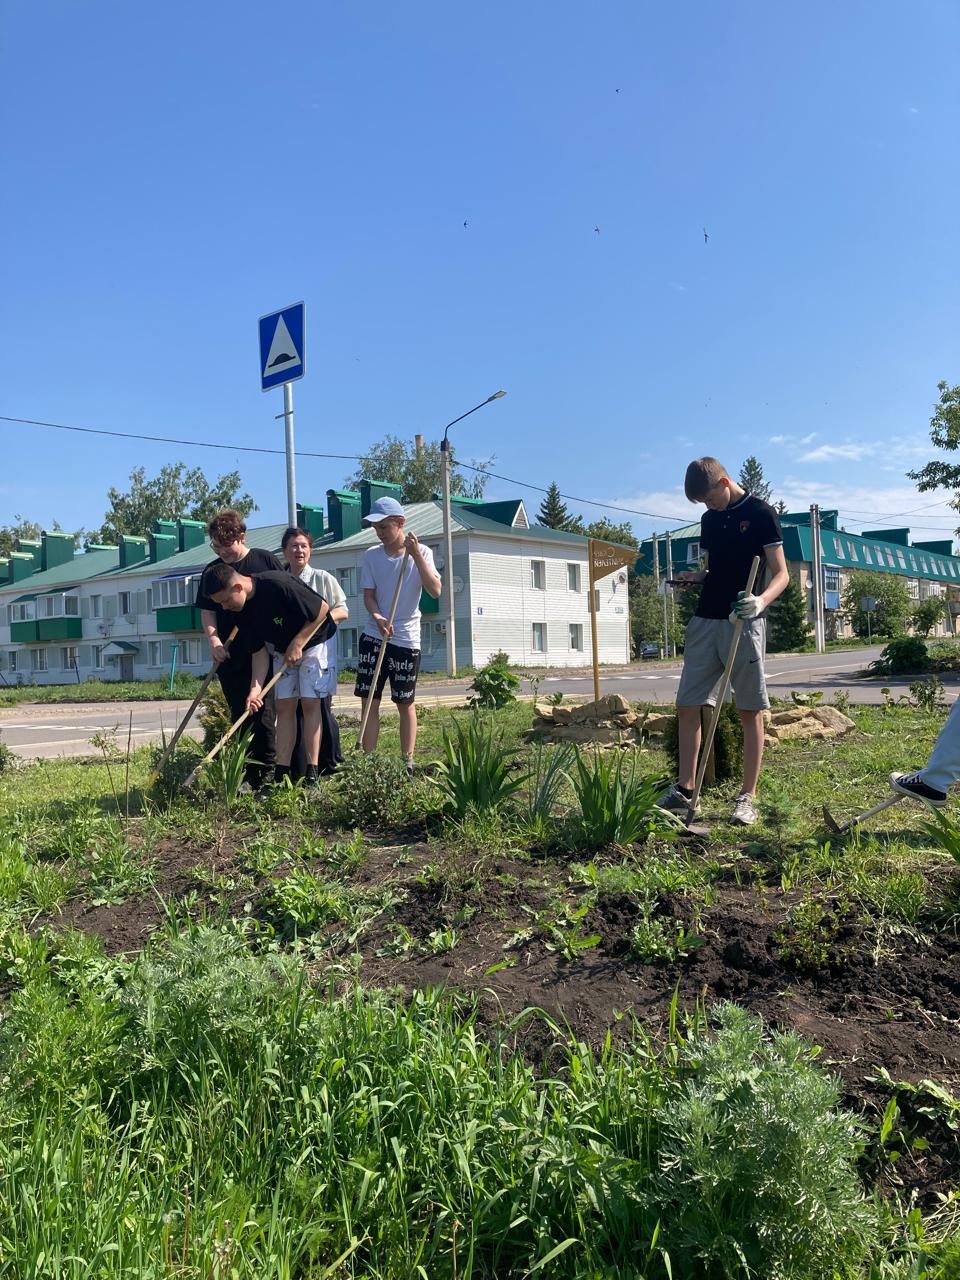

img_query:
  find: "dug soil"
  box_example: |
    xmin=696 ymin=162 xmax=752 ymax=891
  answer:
xmin=42 ymin=832 xmax=960 ymax=1202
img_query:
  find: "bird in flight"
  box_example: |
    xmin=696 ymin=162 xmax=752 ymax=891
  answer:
xmin=594 ymin=225 xmax=600 ymax=235
xmin=703 ymin=227 xmax=709 ymax=244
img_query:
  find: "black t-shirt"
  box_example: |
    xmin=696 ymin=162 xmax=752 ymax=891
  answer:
xmin=196 ymin=547 xmax=284 ymax=655
xmin=235 ymin=571 xmax=333 ymax=654
xmin=696 ymin=493 xmax=783 ymax=620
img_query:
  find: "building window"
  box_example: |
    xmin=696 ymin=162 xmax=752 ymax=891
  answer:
xmin=152 ymin=576 xmax=194 ymax=608
xmin=569 ymin=623 xmax=584 ymax=651
xmin=567 ymin=563 xmax=581 ymax=592
xmin=8 ymin=651 xmax=18 ymax=673
xmin=833 ymin=537 xmax=843 ymax=558
xmin=11 ymin=602 xmax=35 ymax=623
xmin=531 ymin=560 xmax=546 ymax=590
xmin=897 ymin=550 xmax=907 ymax=569
xmin=118 ymin=591 xmax=132 ymax=615
xmin=687 ymin=542 xmax=700 ymax=565
xmin=61 ymin=645 xmax=79 ymax=671
xmin=179 ymin=639 xmax=202 ymax=665
xmin=847 ymin=542 xmax=858 ymax=561
xmin=824 ymin=568 xmax=841 ymax=593
xmin=149 ymin=641 xmax=162 ymax=666
xmin=31 ymin=648 xmax=47 ymax=672
xmin=339 ymin=627 xmax=358 ymax=662
xmin=862 ymin=546 xmax=872 ymax=564
xmin=908 ymin=579 xmax=920 ymax=600
xmin=532 ymin=622 xmax=547 ymax=652
xmin=419 ymin=621 xmax=434 ymax=656
xmin=92 ymin=645 xmax=105 ymax=669
xmin=90 ymin=595 xmax=102 ymax=618
xmin=337 ymin=567 xmax=357 ymax=596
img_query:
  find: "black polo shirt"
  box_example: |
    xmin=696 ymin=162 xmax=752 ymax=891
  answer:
xmin=236 ymin=571 xmax=333 ymax=655
xmin=696 ymin=493 xmax=783 ymax=620
xmin=196 ymin=547 xmax=284 ymax=654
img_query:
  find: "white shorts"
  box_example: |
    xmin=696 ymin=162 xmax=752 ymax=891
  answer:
xmin=275 ymin=647 xmax=336 ymax=701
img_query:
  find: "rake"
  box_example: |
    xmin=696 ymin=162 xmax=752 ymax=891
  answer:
xmin=147 ymin=625 xmax=238 ymax=787
xmin=821 ymin=792 xmax=907 ymax=835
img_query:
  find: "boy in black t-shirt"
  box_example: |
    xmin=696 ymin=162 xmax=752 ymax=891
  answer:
xmin=205 ymin=564 xmax=332 ymax=786
xmin=661 ymin=457 xmax=790 ymax=825
xmin=195 ymin=510 xmax=284 ymax=787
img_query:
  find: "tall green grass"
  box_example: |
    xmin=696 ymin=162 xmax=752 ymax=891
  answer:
xmin=0 ymin=919 xmax=885 ymax=1279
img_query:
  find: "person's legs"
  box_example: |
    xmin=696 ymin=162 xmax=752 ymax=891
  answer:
xmin=360 ymin=698 xmax=382 ymax=752
xmin=677 ymin=705 xmax=703 ymax=790
xmin=217 ymin=658 xmax=274 ymax=787
xmin=739 ymin=709 xmax=765 ymax=795
xmin=274 ymin=698 xmax=298 ymax=767
xmin=301 ymin=698 xmax=323 ymax=767
xmin=919 ymin=697 xmax=960 ymax=793
xmin=397 ymin=702 xmax=417 ymax=759
xmin=318 ymin=697 xmax=342 ymax=774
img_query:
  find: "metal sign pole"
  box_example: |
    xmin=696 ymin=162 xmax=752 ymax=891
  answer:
xmin=283 ymin=382 xmax=297 ymax=528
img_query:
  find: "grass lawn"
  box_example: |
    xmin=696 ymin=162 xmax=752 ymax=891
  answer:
xmin=0 ymin=699 xmax=958 ymax=1276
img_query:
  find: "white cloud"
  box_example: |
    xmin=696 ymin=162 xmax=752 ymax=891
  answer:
xmin=769 ymin=434 xmax=787 ymax=444
xmin=799 ymin=432 xmax=817 ymax=445
xmin=800 ymin=443 xmax=870 ymax=463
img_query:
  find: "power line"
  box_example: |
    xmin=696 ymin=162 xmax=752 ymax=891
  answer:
xmin=0 ymin=415 xmax=362 ymax=462
xmin=458 ymin=462 xmax=691 ymax=525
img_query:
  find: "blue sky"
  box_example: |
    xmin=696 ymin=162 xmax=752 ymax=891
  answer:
xmin=1 ymin=0 xmax=958 ymax=542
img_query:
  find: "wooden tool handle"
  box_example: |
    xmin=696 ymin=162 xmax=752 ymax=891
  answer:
xmin=356 ymin=548 xmax=412 ymax=747
xmin=148 ymin=626 xmax=239 ymax=784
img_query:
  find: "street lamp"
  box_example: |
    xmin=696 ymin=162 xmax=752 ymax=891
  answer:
xmin=440 ymin=390 xmax=507 ymax=675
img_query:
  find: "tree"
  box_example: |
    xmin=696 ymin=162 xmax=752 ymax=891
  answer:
xmin=567 ymin=515 xmax=639 ymax=547
xmin=0 ymin=517 xmax=85 ymax=557
xmin=630 ymin=576 xmax=681 ymax=654
xmin=344 ymin=435 xmax=490 ymax=504
xmin=912 ymin=596 xmax=945 ymax=638
xmin=841 ymin=570 xmax=912 ymax=639
xmin=767 ymin=575 xmax=811 ymax=653
xmin=537 ymin=482 xmax=574 ymax=529
xmin=775 ymin=499 xmax=788 ymax=516
xmin=0 ymin=516 xmax=42 ymax=559
xmin=738 ymin=456 xmax=773 ymax=503
xmin=908 ymin=381 xmax=960 ymax=518
xmin=93 ymin=465 xmax=256 ymax=544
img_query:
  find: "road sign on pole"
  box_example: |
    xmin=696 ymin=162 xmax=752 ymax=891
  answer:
xmin=258 ymin=302 xmax=305 ymax=527
xmin=258 ymin=303 xmax=305 ymax=392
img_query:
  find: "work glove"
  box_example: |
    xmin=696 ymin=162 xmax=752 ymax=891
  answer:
xmin=729 ymin=591 xmax=764 ymax=622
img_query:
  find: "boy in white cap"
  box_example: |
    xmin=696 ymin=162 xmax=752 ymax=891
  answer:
xmin=354 ymin=497 xmax=442 ymax=771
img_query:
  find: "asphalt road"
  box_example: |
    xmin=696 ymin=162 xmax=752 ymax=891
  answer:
xmin=0 ymin=647 xmax=951 ymax=759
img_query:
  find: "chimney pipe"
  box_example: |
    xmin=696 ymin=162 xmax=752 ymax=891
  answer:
xmin=415 ymin=434 xmax=424 ymax=457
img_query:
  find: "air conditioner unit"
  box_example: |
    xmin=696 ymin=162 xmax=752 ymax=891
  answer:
xmin=434 ymin=622 xmax=446 ymax=634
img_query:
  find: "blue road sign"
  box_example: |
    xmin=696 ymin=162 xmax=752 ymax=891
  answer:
xmin=258 ymin=302 xmax=305 ymax=391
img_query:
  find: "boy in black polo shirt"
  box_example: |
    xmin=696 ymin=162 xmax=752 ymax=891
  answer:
xmin=205 ymin=564 xmax=333 ymax=786
xmin=196 ymin=509 xmax=284 ymax=787
xmin=661 ymin=457 xmax=790 ymax=825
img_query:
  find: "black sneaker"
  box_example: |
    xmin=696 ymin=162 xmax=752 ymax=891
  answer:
xmin=889 ymin=772 xmax=948 ymax=808
xmin=659 ymin=783 xmax=696 ymax=814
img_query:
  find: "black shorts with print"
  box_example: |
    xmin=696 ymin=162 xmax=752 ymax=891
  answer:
xmin=354 ymin=633 xmax=422 ymax=704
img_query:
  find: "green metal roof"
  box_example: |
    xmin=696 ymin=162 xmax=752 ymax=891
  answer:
xmin=115 ymin=523 xmax=292 ymax=578
xmin=318 ymin=501 xmax=595 ymax=551
xmin=0 ymin=547 xmax=121 ymax=597
xmin=783 ymin=523 xmax=960 ymax=585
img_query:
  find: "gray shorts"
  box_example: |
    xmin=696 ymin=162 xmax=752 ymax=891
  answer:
xmin=676 ymin=615 xmax=769 ymax=711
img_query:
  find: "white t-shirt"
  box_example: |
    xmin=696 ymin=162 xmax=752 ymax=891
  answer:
xmin=289 ymin=564 xmax=349 ymax=675
xmin=360 ymin=543 xmax=435 ymax=650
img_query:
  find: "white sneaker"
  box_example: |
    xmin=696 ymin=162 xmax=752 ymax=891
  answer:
xmin=730 ymin=793 xmax=757 ymax=826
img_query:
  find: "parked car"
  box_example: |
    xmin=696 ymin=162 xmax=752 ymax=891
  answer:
xmin=638 ymin=642 xmax=661 ymax=660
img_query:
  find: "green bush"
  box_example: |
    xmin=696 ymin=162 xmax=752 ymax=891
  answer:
xmin=868 ymin=636 xmax=929 ymax=676
xmin=331 ymin=750 xmax=434 ymax=828
xmin=928 ymin=638 xmax=960 ymax=673
xmin=0 ymin=733 xmax=15 ymax=774
xmin=467 ymin=657 xmax=520 ymax=709
xmin=651 ymin=1003 xmax=878 ymax=1276
xmin=663 ymin=702 xmax=744 ymax=786
xmin=198 ymin=680 xmax=232 ymax=752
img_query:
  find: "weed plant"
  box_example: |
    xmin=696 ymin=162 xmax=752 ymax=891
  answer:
xmin=0 ymin=926 xmax=885 ymax=1279
xmin=466 ymin=656 xmax=519 ymax=709
xmin=433 ymin=715 xmax=525 ymax=818
xmin=569 ymin=751 xmax=678 ymax=850
xmin=332 ymin=750 xmax=435 ymax=829
xmin=209 ymin=728 xmax=252 ymax=807
xmin=523 ymin=742 xmax=575 ymax=841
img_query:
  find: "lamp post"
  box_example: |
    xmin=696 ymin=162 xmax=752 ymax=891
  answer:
xmin=440 ymin=390 xmax=506 ymax=675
